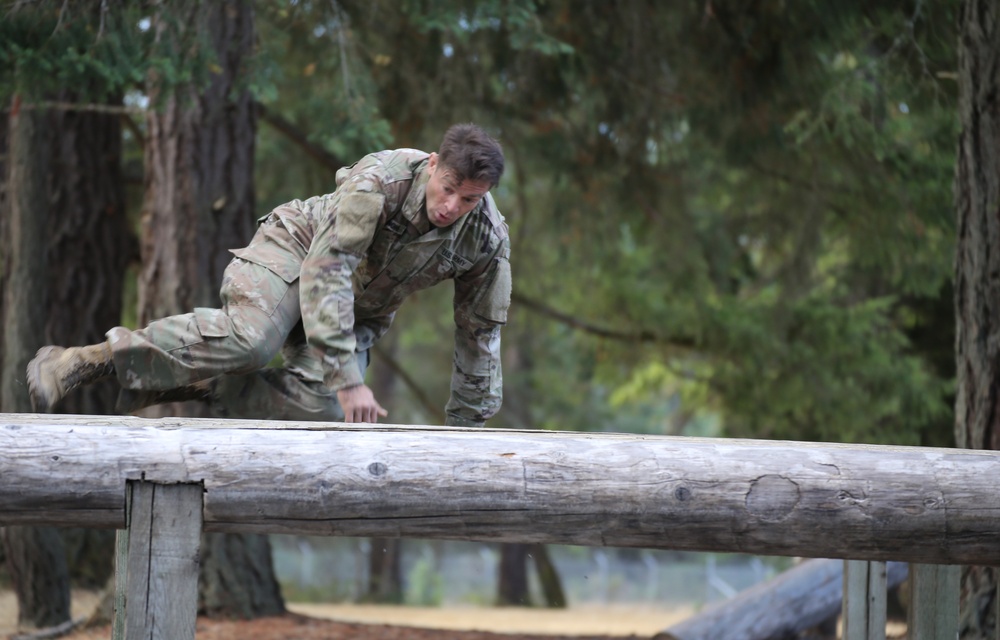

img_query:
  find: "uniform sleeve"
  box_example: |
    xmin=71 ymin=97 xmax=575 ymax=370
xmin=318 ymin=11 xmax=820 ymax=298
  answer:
xmin=300 ymin=177 xmax=386 ymax=391
xmin=446 ymin=237 xmax=512 ymax=427
xmin=354 ymin=312 xmax=397 ymax=352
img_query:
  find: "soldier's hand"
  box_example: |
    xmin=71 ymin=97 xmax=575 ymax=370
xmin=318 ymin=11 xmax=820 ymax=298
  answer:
xmin=337 ymin=384 xmax=388 ymax=423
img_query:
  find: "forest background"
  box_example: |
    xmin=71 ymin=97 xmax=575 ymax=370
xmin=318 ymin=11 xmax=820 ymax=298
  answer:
xmin=1 ymin=0 xmax=995 ymax=637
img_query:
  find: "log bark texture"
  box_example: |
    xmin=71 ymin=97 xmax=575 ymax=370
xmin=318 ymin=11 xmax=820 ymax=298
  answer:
xmin=1 ymin=414 xmax=999 ymax=565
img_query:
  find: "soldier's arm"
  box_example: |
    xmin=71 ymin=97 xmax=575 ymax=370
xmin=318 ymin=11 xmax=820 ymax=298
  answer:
xmin=354 ymin=312 xmax=397 ymax=352
xmin=447 ymin=237 xmax=512 ymax=427
xmin=299 ymin=177 xmax=386 ymax=392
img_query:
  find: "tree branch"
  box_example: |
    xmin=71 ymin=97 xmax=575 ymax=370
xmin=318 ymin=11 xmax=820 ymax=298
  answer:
xmin=254 ymin=101 xmax=347 ymax=173
xmin=511 ymin=291 xmax=697 ymax=349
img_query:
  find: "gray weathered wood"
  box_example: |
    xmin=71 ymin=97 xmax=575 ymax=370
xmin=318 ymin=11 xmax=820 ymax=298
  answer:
xmin=111 ymin=524 xmax=129 ymax=640
xmin=908 ymin=564 xmax=960 ymax=640
xmin=1 ymin=413 xmax=1000 ymax=564
xmin=658 ymin=559 xmax=906 ymax=640
xmin=123 ymin=481 xmax=203 ymax=640
xmin=842 ymin=560 xmax=888 ymax=640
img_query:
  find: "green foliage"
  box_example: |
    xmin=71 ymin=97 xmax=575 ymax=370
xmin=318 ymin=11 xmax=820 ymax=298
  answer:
xmin=0 ymin=1 xmax=269 ymax=110
xmin=260 ymin=0 xmax=957 ymax=446
xmin=405 ymin=551 xmax=444 ymax=606
xmin=0 ymin=2 xmax=149 ymax=101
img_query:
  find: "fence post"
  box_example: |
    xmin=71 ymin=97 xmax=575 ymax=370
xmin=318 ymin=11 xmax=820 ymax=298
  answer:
xmin=908 ymin=564 xmax=960 ymax=640
xmin=842 ymin=560 xmax=887 ymax=640
xmin=116 ymin=481 xmax=204 ymax=640
xmin=111 ymin=510 xmax=129 ymax=639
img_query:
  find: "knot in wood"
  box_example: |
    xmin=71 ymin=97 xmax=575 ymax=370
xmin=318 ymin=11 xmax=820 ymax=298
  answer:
xmin=746 ymin=475 xmax=800 ymax=522
xmin=368 ymin=462 xmax=388 ymax=477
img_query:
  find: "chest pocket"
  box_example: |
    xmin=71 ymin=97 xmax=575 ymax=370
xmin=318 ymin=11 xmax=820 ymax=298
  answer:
xmin=361 ymin=217 xmax=408 ymax=282
xmin=385 ymin=237 xmax=454 ymax=290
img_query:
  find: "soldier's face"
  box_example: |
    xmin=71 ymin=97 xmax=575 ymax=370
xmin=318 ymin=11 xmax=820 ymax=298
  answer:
xmin=425 ymin=153 xmax=490 ymax=228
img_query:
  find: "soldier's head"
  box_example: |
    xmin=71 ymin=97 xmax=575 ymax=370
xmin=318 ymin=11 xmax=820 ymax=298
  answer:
xmin=425 ymin=123 xmax=504 ymax=228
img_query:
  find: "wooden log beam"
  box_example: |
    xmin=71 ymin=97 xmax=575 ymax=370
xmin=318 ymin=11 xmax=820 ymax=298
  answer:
xmin=2 ymin=413 xmax=999 ymax=565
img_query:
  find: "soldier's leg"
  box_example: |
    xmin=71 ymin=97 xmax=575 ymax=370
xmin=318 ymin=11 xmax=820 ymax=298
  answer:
xmin=116 ymin=350 xmax=371 ymax=422
xmin=210 ymin=349 xmax=370 ymax=421
xmin=27 ymin=213 xmax=305 ymax=413
xmin=107 ymin=257 xmax=300 ymax=391
xmin=26 ymin=343 xmax=116 ymax=412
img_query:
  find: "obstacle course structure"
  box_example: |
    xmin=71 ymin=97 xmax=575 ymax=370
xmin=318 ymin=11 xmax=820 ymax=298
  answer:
xmin=2 ymin=414 xmax=995 ymax=639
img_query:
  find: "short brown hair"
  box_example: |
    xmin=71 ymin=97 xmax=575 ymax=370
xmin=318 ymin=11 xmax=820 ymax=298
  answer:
xmin=437 ymin=123 xmax=505 ymax=187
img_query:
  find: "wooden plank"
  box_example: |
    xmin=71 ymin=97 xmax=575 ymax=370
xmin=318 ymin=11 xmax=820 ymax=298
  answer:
xmin=842 ymin=560 xmax=887 ymax=640
xmin=1 ymin=414 xmax=1000 ymax=563
xmin=124 ymin=481 xmax=203 ymax=640
xmin=111 ymin=497 xmax=130 ymax=640
xmin=908 ymin=564 xmax=960 ymax=640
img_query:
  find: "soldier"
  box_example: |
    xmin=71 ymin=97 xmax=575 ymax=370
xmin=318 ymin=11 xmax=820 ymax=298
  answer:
xmin=27 ymin=123 xmax=510 ymax=426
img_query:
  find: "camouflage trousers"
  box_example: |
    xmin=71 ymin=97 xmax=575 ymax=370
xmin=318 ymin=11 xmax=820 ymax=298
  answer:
xmin=105 ymin=214 xmax=366 ymax=421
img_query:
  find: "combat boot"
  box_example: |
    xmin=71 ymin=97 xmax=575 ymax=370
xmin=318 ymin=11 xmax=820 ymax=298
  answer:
xmin=26 ymin=343 xmax=115 ymax=413
xmin=115 ymin=381 xmax=213 ymax=415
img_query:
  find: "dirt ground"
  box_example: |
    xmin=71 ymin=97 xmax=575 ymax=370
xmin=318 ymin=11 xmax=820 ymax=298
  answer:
xmin=1 ymin=590 xmax=692 ymax=640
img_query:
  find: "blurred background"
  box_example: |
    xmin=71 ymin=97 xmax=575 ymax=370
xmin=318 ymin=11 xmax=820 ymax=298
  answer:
xmin=0 ymin=0 xmax=970 ymax=634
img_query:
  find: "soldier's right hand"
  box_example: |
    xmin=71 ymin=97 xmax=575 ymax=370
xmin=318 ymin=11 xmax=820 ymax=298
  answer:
xmin=337 ymin=384 xmax=389 ymax=423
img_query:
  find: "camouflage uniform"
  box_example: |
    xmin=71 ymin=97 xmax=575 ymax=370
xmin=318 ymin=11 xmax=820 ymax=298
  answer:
xmin=106 ymin=149 xmax=511 ymax=426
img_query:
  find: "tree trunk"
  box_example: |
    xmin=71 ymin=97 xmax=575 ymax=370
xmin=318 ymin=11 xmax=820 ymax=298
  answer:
xmin=140 ymin=0 xmax=256 ymax=325
xmin=954 ymin=1 xmax=1000 ymax=637
xmin=45 ymin=96 xmax=133 ymax=596
xmin=199 ymin=533 xmax=284 ymax=618
xmin=530 ymin=544 xmax=567 ymax=608
xmin=0 ymin=98 xmax=72 ymax=631
xmin=1 ymin=99 xmax=49 ymax=413
xmin=46 ymin=95 xmax=134 ymax=417
xmin=496 ymin=543 xmax=532 ymax=606
xmin=365 ymin=538 xmax=404 ymax=604
xmin=140 ymin=0 xmax=283 ymax=618
xmin=0 ymin=528 xmax=71 ymax=630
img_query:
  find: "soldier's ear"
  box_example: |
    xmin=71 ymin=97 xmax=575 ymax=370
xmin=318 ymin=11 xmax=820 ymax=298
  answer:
xmin=427 ymin=152 xmax=439 ymax=173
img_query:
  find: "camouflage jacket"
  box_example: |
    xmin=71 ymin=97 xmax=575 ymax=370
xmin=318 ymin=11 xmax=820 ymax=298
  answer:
xmin=242 ymin=149 xmax=511 ymax=427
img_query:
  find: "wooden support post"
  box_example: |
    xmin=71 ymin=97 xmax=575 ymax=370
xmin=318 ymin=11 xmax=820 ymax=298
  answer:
xmin=119 ymin=481 xmax=204 ymax=640
xmin=111 ymin=524 xmax=129 ymax=639
xmin=842 ymin=560 xmax=888 ymax=640
xmin=908 ymin=564 xmax=960 ymax=640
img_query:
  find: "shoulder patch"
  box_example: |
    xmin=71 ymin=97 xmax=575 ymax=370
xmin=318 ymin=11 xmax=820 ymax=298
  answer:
xmin=334 ymin=190 xmax=386 ymax=256
xmin=381 ymin=148 xmax=430 ymax=184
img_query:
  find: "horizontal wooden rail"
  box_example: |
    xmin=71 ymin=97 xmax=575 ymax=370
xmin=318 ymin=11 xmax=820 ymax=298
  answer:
xmin=1 ymin=413 xmax=999 ymax=565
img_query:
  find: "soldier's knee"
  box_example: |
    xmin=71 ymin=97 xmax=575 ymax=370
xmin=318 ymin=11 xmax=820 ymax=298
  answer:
xmin=226 ymin=305 xmax=286 ymax=371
